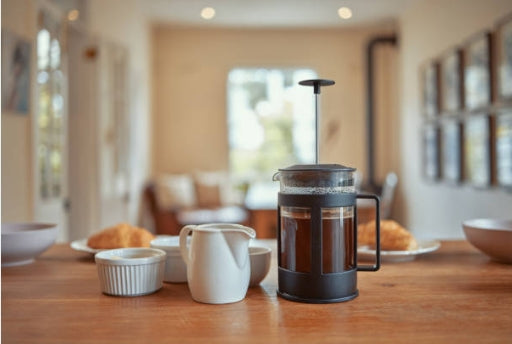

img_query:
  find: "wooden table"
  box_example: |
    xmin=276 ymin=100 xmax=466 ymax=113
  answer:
xmin=2 ymin=240 xmax=512 ymax=343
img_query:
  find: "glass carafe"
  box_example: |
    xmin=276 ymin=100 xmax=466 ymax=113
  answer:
xmin=273 ymin=164 xmax=380 ymax=303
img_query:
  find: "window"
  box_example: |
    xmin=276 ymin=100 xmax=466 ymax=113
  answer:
xmin=227 ymin=68 xmax=317 ymax=185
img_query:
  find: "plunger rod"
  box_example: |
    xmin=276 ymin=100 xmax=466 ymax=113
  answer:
xmin=315 ymin=93 xmax=320 ymax=165
xmin=298 ymin=79 xmax=335 ymax=165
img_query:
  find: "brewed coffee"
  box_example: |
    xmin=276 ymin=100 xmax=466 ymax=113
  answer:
xmin=280 ymin=207 xmax=354 ymax=274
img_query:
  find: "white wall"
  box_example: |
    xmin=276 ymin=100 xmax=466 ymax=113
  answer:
xmin=398 ymin=0 xmax=512 ymax=239
xmin=151 ymin=25 xmax=398 ymax=184
xmin=1 ymin=0 xmax=36 ymax=222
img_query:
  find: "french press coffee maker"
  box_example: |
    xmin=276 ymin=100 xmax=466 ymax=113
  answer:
xmin=273 ymin=79 xmax=381 ymax=303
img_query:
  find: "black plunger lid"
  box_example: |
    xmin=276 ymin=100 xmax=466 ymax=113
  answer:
xmin=298 ymin=79 xmax=335 ymax=94
xmin=277 ymin=164 xmax=356 ymax=188
xmin=278 ymin=164 xmax=355 ymax=172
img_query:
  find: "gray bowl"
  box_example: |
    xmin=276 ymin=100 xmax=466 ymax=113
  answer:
xmin=462 ymin=219 xmax=512 ymax=264
xmin=1 ymin=223 xmax=58 ymax=267
xmin=249 ymin=245 xmax=271 ymax=287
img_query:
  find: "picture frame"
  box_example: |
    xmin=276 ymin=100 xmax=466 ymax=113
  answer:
xmin=421 ymin=62 xmax=440 ymax=118
xmin=1 ymin=29 xmax=31 ymax=114
xmin=441 ymin=118 xmax=463 ymax=183
xmin=440 ymin=50 xmax=464 ymax=113
xmin=464 ymin=114 xmax=493 ymax=187
xmin=496 ymin=14 xmax=512 ymax=101
xmin=464 ymin=32 xmax=492 ymax=111
xmin=495 ymin=109 xmax=512 ymax=188
xmin=423 ymin=124 xmax=441 ymax=181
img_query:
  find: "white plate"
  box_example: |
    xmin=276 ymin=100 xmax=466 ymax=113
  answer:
xmin=70 ymin=238 xmax=103 ymax=254
xmin=357 ymin=240 xmax=441 ymax=263
xmin=71 ymin=235 xmax=171 ymax=255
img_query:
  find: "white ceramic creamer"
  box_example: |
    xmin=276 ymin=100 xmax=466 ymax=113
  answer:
xmin=179 ymin=223 xmax=256 ymax=304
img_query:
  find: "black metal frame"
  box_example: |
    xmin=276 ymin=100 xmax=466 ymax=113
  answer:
xmin=276 ymin=192 xmax=380 ymax=303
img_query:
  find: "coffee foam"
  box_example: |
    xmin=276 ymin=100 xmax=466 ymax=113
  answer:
xmin=281 ymin=186 xmax=355 ymax=194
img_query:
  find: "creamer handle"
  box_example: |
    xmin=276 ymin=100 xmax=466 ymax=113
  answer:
xmin=179 ymin=225 xmax=195 ymax=265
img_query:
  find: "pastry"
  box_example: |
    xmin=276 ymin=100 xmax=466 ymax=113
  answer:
xmin=358 ymin=220 xmax=418 ymax=251
xmin=87 ymin=223 xmax=155 ymax=249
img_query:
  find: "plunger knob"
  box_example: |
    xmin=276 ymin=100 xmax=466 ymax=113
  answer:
xmin=298 ymin=79 xmax=335 ymax=94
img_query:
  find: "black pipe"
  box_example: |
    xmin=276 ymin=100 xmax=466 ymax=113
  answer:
xmin=365 ymin=35 xmax=398 ymax=193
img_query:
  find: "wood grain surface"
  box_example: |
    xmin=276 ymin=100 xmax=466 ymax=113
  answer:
xmin=2 ymin=240 xmax=511 ymax=343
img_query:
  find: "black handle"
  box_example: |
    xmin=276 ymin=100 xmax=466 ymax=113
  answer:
xmin=356 ymin=193 xmax=380 ymax=272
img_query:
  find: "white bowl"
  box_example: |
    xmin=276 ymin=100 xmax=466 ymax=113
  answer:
xmin=150 ymin=236 xmax=188 ymax=283
xmin=1 ymin=222 xmax=58 ymax=267
xmin=462 ymin=219 xmax=512 ymax=264
xmin=249 ymin=245 xmax=272 ymax=287
xmin=95 ymin=248 xmax=166 ymax=296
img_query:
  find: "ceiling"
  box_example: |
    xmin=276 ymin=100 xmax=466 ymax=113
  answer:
xmin=144 ymin=0 xmax=420 ymax=28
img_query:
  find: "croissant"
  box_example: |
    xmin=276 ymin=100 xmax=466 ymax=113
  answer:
xmin=358 ymin=220 xmax=418 ymax=251
xmin=87 ymin=223 xmax=155 ymax=249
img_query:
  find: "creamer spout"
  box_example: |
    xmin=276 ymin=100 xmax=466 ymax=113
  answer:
xmin=223 ymin=225 xmax=255 ymax=269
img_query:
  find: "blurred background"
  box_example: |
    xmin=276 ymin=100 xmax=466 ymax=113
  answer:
xmin=2 ymin=0 xmax=512 ymax=242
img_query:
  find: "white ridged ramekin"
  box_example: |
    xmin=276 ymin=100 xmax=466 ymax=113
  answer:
xmin=95 ymin=248 xmax=166 ymax=296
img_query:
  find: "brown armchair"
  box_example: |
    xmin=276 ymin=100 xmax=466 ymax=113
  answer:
xmin=142 ymin=180 xmax=250 ymax=235
xmin=143 ymin=183 xmax=181 ymax=235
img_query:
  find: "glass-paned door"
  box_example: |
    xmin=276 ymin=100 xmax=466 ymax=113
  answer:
xmin=34 ymin=8 xmax=68 ymax=241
